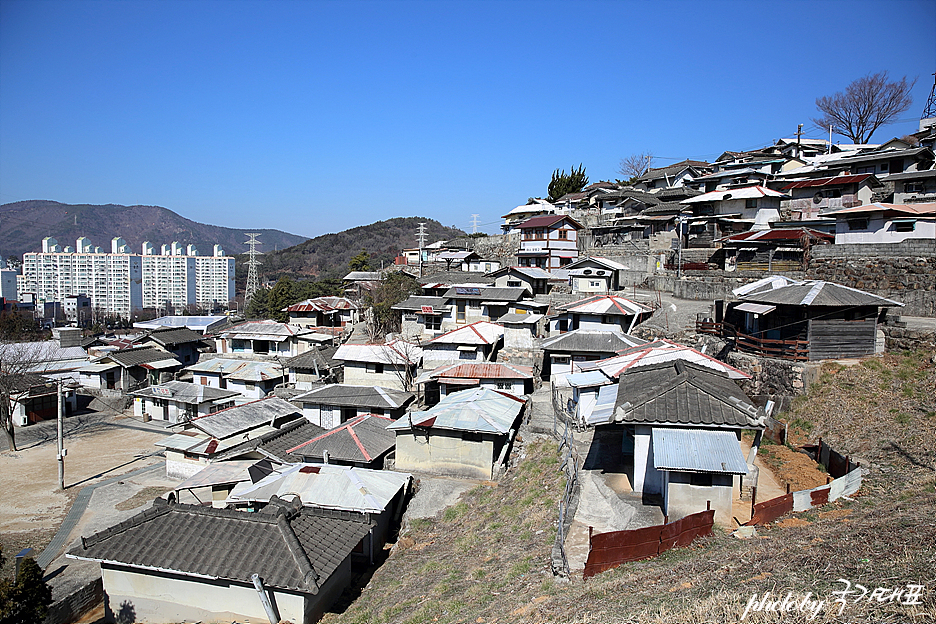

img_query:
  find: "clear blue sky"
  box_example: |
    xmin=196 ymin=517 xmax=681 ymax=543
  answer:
xmin=1 ymin=0 xmax=934 ymax=241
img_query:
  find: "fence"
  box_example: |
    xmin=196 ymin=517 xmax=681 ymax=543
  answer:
xmin=583 ymin=508 xmax=715 ymax=579
xmin=551 ymin=415 xmax=579 ymax=578
xmin=746 ymin=440 xmax=862 ymax=526
xmin=696 ymin=319 xmax=810 ymax=361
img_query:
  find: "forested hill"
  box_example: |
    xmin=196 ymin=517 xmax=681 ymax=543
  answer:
xmin=244 ymin=217 xmax=467 ymax=280
xmin=0 ymin=200 xmax=308 ymax=259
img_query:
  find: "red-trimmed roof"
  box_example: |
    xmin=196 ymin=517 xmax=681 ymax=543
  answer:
xmin=781 ymin=174 xmax=876 ymax=190
xmin=516 ymin=214 xmax=582 ymax=230
xmin=719 ymin=228 xmax=834 ymax=243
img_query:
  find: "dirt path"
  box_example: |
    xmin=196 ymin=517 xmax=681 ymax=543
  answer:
xmin=0 ymin=413 xmax=168 ymax=575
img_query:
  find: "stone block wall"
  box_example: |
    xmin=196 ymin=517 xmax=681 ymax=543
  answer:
xmin=808 ymin=240 xmax=936 ymax=317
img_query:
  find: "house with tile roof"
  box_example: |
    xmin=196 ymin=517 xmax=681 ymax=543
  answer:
xmin=131 ymin=326 xmax=209 ymax=366
xmin=540 ymin=329 xmax=647 ymax=379
xmin=547 ymin=295 xmax=654 ymax=336
xmin=588 ymin=359 xmax=764 ymax=526
xmin=130 ymin=380 xmax=239 ymax=426
xmin=292 ymin=384 xmax=414 ymax=428
xmin=778 ymin=173 xmax=881 ymax=220
xmin=712 ymin=276 xmax=904 ymax=361
xmin=715 ymin=227 xmax=833 ymax=272
xmin=632 ymin=159 xmax=711 ymax=191
xmin=185 ymin=357 xmax=285 ymax=402
xmin=388 ymin=387 xmax=527 ymax=479
xmin=416 ymin=361 xmax=534 ymax=405
xmin=155 ymin=396 xmax=304 ymax=478
xmin=226 ymin=463 xmax=412 ymax=562
xmin=215 ymin=320 xmax=315 ymax=358
xmin=421 ymin=321 xmax=505 ymax=370
xmin=333 ymin=341 xmax=422 ymax=392
xmin=563 ymin=256 xmax=629 ymax=294
xmin=282 ymin=346 xmax=340 ymax=389
xmin=825 ymin=202 xmax=936 ymax=245
xmin=78 ymin=346 xmax=182 ymax=395
xmin=515 ymin=214 xmax=582 ymax=271
xmin=681 ymin=185 xmax=788 ymax=246
xmin=286 ymin=414 xmax=397 ymax=469
xmin=282 ymin=296 xmax=360 ymax=330
xmin=67 ymin=497 xmax=373 ymax=624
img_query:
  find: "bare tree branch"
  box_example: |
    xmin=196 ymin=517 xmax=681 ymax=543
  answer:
xmin=617 ymin=152 xmax=654 ymax=180
xmin=811 ymin=71 xmax=917 ymax=144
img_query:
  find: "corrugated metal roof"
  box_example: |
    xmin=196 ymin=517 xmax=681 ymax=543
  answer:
xmin=174 ymin=460 xmax=257 ymax=490
xmin=429 ymin=362 xmax=534 ymax=381
xmin=221 ymin=320 xmax=307 ymax=341
xmin=292 ymin=384 xmax=414 ymax=409
xmin=426 ymin=321 xmax=504 ymax=346
xmin=227 ymin=463 xmax=411 ymax=513
xmin=441 ymin=286 xmax=527 ymax=302
xmin=579 ymin=339 xmax=750 ymax=380
xmin=130 ymin=380 xmax=239 ymax=404
xmin=652 ymin=428 xmax=749 ymax=475
xmin=498 ymin=312 xmax=543 ymax=324
xmin=565 ymin=371 xmax=611 ymax=388
xmin=739 ymin=280 xmax=903 ymax=308
xmin=333 ymin=341 xmax=422 ymax=365
xmin=557 ymin=295 xmax=653 ymax=317
xmin=681 ymin=185 xmax=786 ymax=204
xmin=585 ymin=384 xmax=619 ymax=426
xmin=187 ymin=397 xmax=302 ymax=439
xmin=781 ymin=174 xmax=876 ymax=190
xmin=542 ymin=329 xmax=647 ymax=354
xmin=389 ymin=387 xmax=525 ymax=434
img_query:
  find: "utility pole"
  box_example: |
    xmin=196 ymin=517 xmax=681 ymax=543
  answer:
xmin=794 ymin=123 xmax=804 ymax=159
xmin=416 ymin=222 xmax=427 ymax=278
xmin=57 ymin=380 xmax=64 ymax=490
xmin=244 ymin=233 xmax=262 ymax=308
xmin=470 ymin=214 xmax=480 ymax=234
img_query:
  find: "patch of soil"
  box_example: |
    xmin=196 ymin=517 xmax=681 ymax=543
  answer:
xmin=758 ymin=444 xmax=830 ymax=492
xmin=114 ymin=486 xmax=171 ymax=511
xmin=775 ymin=517 xmax=811 ymax=528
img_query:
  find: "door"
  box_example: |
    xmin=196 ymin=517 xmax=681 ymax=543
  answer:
xmin=456 ymin=300 xmax=466 ymax=323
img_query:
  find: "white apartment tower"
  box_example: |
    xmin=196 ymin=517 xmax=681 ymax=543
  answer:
xmin=19 ymin=236 xmax=235 ymax=318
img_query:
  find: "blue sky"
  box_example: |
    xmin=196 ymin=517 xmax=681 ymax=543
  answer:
xmin=1 ymin=0 xmax=934 ymax=241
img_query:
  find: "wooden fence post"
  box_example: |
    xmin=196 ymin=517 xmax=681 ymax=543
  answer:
xmin=751 ymin=486 xmax=757 ymax=520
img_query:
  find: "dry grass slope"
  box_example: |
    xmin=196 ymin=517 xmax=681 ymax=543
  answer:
xmin=324 ymin=352 xmax=936 ymax=624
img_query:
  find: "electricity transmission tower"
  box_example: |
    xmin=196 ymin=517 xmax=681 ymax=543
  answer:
xmin=244 ymin=233 xmax=262 ymax=307
xmin=922 ymin=72 xmax=936 ymax=121
xmin=416 ymin=222 xmax=427 ymax=277
xmin=471 ymin=214 xmax=480 ymax=233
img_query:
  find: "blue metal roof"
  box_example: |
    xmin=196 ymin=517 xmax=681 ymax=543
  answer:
xmin=652 ymin=428 xmax=748 ymax=475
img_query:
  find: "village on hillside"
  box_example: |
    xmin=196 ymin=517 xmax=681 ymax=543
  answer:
xmin=2 ymin=115 xmax=935 ymax=624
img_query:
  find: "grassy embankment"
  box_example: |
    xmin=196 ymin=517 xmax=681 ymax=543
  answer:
xmin=324 ymin=351 xmax=936 ymax=624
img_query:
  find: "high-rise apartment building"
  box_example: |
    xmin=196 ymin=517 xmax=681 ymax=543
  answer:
xmin=19 ymin=237 xmax=235 ymax=318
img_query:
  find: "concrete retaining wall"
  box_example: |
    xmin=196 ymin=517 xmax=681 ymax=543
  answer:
xmin=43 ymin=578 xmax=103 ymax=624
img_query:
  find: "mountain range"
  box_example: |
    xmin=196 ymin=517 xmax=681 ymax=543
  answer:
xmin=0 ymin=200 xmax=309 ymax=261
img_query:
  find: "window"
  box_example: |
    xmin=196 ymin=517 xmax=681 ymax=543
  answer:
xmin=893 ymin=220 xmax=916 ymax=232
xmin=591 ymin=281 xmax=602 ymax=288
xmin=496 ymin=381 xmax=510 ymax=390
xmin=745 ymin=198 xmax=758 ymax=209
xmin=456 ymin=300 xmax=466 ymax=323
xmin=906 ymin=182 xmax=925 ymax=193
xmin=507 ymin=280 xmax=521 ymax=287
xmin=690 ymin=472 xmax=713 ymax=487
xmin=366 ymin=362 xmax=384 ymax=374
xmin=879 ymin=163 xmax=889 ymax=172
xmin=459 ymin=350 xmax=475 ymax=360
xmin=253 ymin=340 xmax=269 ymax=354
xmin=462 ymin=432 xmax=483 ymax=442
xmin=847 ymin=218 xmax=869 ymax=231
xmin=558 ymin=230 xmax=568 ymax=239
xmin=425 ymin=315 xmax=441 ymax=331
xmin=559 ymin=257 xmax=572 ymax=267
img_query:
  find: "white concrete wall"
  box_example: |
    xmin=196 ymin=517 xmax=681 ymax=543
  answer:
xmin=394 ymin=430 xmax=496 ymax=479
xmin=664 ymin=471 xmax=734 ymax=527
xmin=164 ymin=451 xmax=207 ymax=480
xmin=835 ymin=216 xmax=936 ymax=244
xmin=632 ymin=425 xmax=662 ymax=495
xmin=101 ymin=566 xmax=310 ymax=624
xmin=342 ymin=361 xmax=409 ymax=392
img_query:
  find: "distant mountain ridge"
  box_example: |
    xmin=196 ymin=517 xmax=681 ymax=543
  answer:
xmin=0 ymin=200 xmax=309 ymax=259
xmin=248 ymin=217 xmax=468 ymax=280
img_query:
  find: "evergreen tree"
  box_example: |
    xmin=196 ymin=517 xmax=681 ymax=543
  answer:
xmin=0 ymin=552 xmax=53 ymax=624
xmin=349 ymin=249 xmax=371 ymax=272
xmin=244 ymin=287 xmax=270 ymax=319
xmin=547 ymin=164 xmax=589 ymax=202
xmin=267 ymin=277 xmax=298 ymax=322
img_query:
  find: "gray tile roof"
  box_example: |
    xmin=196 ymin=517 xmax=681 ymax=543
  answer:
xmin=738 ymin=280 xmax=902 ymax=308
xmin=68 ymin=498 xmax=372 ymax=593
xmin=103 ymin=346 xmax=180 ymax=368
xmin=640 ymin=201 xmax=688 ymax=215
xmin=282 ymin=347 xmax=338 ymax=371
xmin=214 ymin=418 xmax=328 ymax=462
xmin=391 ymin=296 xmax=449 ymax=312
xmin=418 ymin=272 xmax=494 ymax=286
xmin=441 ymin=286 xmax=527 ymax=302
xmin=136 ymin=327 xmax=207 ymax=347
xmin=130 ymin=380 xmax=240 ymax=405
xmin=293 ymin=384 xmax=414 ymax=410
xmin=187 ymin=397 xmax=303 ymax=439
xmin=611 ymin=360 xmax=763 ymax=429
xmin=286 ymin=415 xmax=396 ymax=464
xmin=541 ymin=329 xmax=647 ymax=354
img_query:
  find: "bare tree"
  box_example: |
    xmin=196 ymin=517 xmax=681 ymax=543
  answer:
xmin=812 ymin=71 xmax=916 ymax=144
xmin=0 ymin=341 xmax=62 ymax=451
xmin=378 ymin=340 xmax=422 ymax=393
xmin=617 ymin=152 xmax=654 ymax=180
